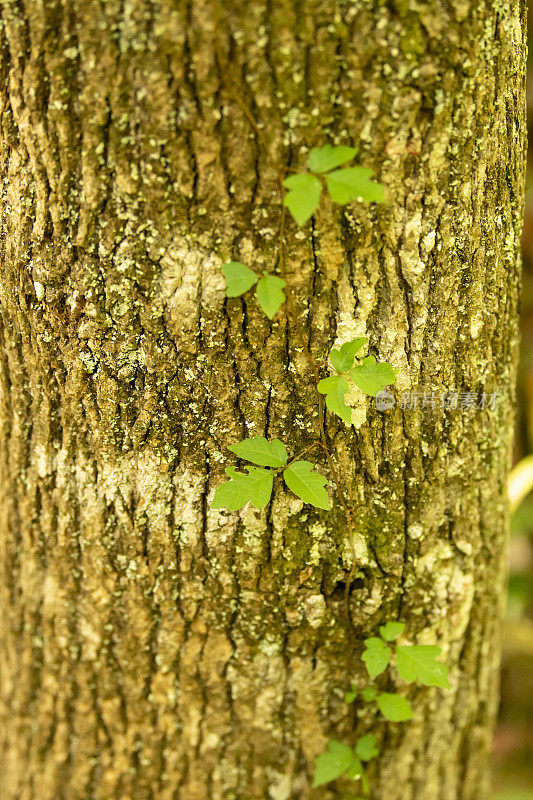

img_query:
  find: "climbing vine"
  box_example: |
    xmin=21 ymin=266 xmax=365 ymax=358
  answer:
xmin=213 ymin=143 xmax=395 ymax=512
xmin=210 ymin=136 xmax=450 ymax=796
xmin=313 ymin=622 xmax=450 ymax=795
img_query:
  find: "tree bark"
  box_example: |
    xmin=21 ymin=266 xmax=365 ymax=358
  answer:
xmin=0 ymin=2 xmax=526 ymax=799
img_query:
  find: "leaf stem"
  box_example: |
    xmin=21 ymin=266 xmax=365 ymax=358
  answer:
xmin=285 ymin=443 xmax=319 ymax=467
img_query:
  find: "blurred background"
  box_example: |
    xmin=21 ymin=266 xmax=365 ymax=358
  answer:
xmin=492 ymin=13 xmax=533 ymax=799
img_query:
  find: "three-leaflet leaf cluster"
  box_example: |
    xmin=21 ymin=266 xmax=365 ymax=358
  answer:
xmin=313 ymin=622 xmax=450 ymax=792
xmin=211 ymin=437 xmax=329 ymax=511
xmin=318 ymin=337 xmax=397 ymax=425
xmin=283 ymin=143 xmax=385 ymax=226
xmin=222 ymin=263 xmax=286 ymax=319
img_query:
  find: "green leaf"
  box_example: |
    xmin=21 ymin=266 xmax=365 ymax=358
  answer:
xmin=222 ymin=261 xmax=257 ymax=297
xmin=282 ymin=173 xmax=322 ymax=226
xmin=396 ymin=645 xmax=450 ymax=689
xmin=330 ymin=337 xmax=366 ymax=373
xmin=228 ymin=437 xmax=288 ymax=468
xmin=344 ymin=757 xmax=363 ymax=780
xmin=307 ymin=144 xmax=357 ymax=173
xmin=355 ymin=734 xmax=379 ymax=762
xmin=312 ymin=740 xmax=358 ymax=787
xmin=317 ymin=375 xmax=351 ymax=425
xmin=211 ymin=466 xmax=273 ymax=511
xmin=255 ymin=273 xmax=286 ymax=319
xmin=344 ymin=684 xmax=357 ymax=704
xmin=376 ymin=693 xmax=413 ymax=722
xmin=361 ymin=687 xmax=377 ymax=702
xmin=361 ymin=637 xmax=390 ymax=679
xmin=283 ymin=460 xmax=330 ymax=510
xmin=379 ymin=621 xmax=406 ymax=641
xmin=350 ymin=356 xmax=396 ymax=397
xmin=325 ymin=166 xmax=385 ymax=205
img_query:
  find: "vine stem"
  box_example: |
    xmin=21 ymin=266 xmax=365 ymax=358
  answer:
xmin=274 ymin=182 xmax=358 ymax=624
xmin=228 ymin=90 xmax=359 ymax=627
xmin=226 ymin=88 xmax=286 ymax=182
xmin=285 ymin=443 xmax=319 ymax=467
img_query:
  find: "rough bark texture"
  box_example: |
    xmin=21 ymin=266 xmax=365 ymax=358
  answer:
xmin=0 ymin=2 xmax=526 ymax=799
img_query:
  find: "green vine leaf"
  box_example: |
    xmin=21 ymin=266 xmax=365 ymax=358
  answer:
xmin=222 ymin=261 xmax=257 ymax=297
xmin=282 ymin=173 xmax=322 ymax=226
xmin=312 ymin=741 xmax=360 ymax=787
xmin=317 ymin=375 xmax=351 ymax=425
xmin=307 ymin=144 xmax=357 ymax=173
xmin=361 ymin=687 xmax=377 ymax=702
xmin=344 ymin=684 xmax=358 ymax=704
xmin=330 ymin=337 xmax=366 ymax=373
xmin=283 ymin=460 xmax=330 ymax=510
xmin=355 ymin=734 xmax=379 ymax=762
xmin=350 ymin=356 xmax=396 ymax=397
xmin=344 ymin=758 xmax=364 ymax=780
xmin=228 ymin=437 xmax=288 ymax=468
xmin=256 ymin=273 xmax=286 ymax=319
xmin=325 ymin=166 xmax=385 ymax=205
xmin=211 ymin=466 xmax=273 ymax=511
xmin=379 ymin=621 xmax=405 ymax=641
xmin=361 ymin=637 xmax=391 ymax=679
xmin=396 ymin=645 xmax=450 ymax=689
xmin=376 ymin=693 xmax=413 ymax=722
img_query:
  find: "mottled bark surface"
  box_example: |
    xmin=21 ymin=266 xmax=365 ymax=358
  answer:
xmin=0 ymin=2 xmax=526 ymax=799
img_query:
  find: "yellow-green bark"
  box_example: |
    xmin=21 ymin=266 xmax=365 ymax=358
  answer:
xmin=0 ymin=2 xmax=526 ymax=799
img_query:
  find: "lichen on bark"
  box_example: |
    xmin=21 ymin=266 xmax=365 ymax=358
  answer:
xmin=0 ymin=1 xmax=527 ymax=799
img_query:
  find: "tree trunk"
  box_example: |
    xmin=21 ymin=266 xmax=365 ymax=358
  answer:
xmin=0 ymin=2 xmax=526 ymax=799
